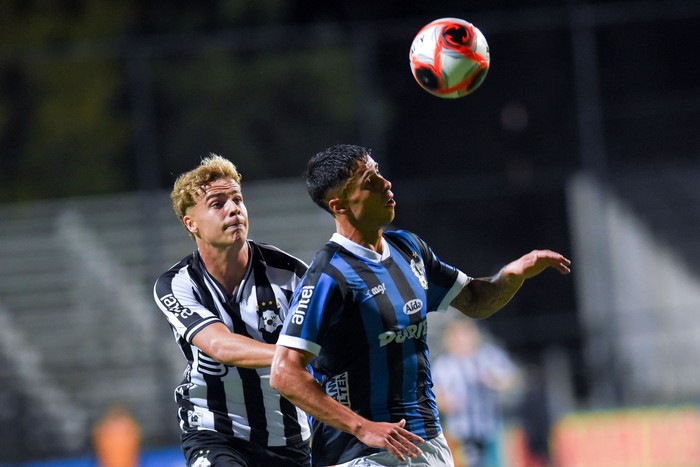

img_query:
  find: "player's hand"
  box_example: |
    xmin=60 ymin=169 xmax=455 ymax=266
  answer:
xmin=355 ymin=418 xmax=424 ymax=461
xmin=505 ymin=249 xmax=571 ymax=279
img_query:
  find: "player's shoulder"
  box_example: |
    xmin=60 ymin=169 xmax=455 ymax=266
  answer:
xmin=153 ymin=252 xmax=198 ymax=296
xmin=306 ymin=241 xmax=343 ymax=272
xmin=385 ymin=230 xmax=428 ymax=254
xmin=250 ymin=239 xmax=294 ymax=259
xmin=250 ymin=240 xmax=308 ymax=275
xmin=385 ymin=229 xmax=419 ymax=243
xmin=301 ymin=241 xmax=356 ymax=291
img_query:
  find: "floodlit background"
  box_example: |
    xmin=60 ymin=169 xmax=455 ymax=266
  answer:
xmin=1 ymin=1 xmax=700 ymax=465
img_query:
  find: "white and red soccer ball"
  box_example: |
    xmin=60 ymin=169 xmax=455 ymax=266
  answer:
xmin=409 ymin=17 xmax=490 ymax=99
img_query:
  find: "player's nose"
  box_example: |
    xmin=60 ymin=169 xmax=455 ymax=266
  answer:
xmin=379 ymin=174 xmax=392 ymax=191
xmin=226 ymin=200 xmax=241 ymax=215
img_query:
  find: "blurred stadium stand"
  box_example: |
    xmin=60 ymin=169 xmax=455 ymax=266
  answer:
xmin=2 ymin=167 xmax=700 ymax=464
xmin=569 ymin=165 xmax=700 ymax=407
xmin=1 ymin=1 xmax=700 ymax=464
xmin=0 ymin=181 xmax=332 ymax=463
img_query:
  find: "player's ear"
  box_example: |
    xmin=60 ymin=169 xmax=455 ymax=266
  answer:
xmin=182 ymin=215 xmax=198 ymax=235
xmin=327 ymin=197 xmax=346 ymax=215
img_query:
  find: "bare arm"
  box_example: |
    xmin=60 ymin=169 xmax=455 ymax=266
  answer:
xmin=451 ymin=249 xmax=571 ymax=319
xmin=192 ymin=322 xmax=275 ymax=368
xmin=270 ymin=346 xmax=424 ymax=461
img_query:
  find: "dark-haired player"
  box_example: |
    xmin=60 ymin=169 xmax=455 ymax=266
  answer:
xmin=271 ymin=144 xmax=570 ymax=466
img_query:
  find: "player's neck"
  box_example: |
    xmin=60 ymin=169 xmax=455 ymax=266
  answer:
xmin=198 ymin=241 xmax=250 ymax=295
xmin=335 ymin=222 xmax=384 ymax=253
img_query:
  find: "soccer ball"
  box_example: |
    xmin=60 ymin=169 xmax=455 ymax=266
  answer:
xmin=409 ymin=17 xmax=490 ymax=99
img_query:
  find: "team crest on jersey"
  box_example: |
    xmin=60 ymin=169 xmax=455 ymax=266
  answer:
xmin=257 ymin=300 xmax=283 ymax=343
xmin=258 ymin=301 xmax=283 ymax=333
xmin=410 ymin=252 xmax=428 ymax=290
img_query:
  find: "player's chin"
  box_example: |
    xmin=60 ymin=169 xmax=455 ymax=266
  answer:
xmin=384 ymin=207 xmax=396 ymax=224
xmin=226 ymin=223 xmax=247 ymax=233
xmin=227 ymin=229 xmax=248 ymax=242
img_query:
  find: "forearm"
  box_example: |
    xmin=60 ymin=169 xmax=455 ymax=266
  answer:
xmin=271 ymin=359 xmax=365 ymax=436
xmin=193 ymin=325 xmax=275 ymax=368
xmin=451 ymin=249 xmax=571 ymax=319
xmin=453 ymin=268 xmax=524 ymax=319
xmin=210 ymin=336 xmax=276 ymax=368
xmin=271 ymin=346 xmax=426 ymax=460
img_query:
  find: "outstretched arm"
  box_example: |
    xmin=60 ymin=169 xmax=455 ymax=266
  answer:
xmin=451 ymin=249 xmax=571 ymax=319
xmin=270 ymin=346 xmax=424 ymax=461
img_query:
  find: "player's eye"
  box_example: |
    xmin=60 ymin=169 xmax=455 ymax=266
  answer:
xmin=208 ymin=197 xmax=224 ymax=208
xmin=368 ymin=171 xmax=383 ymax=185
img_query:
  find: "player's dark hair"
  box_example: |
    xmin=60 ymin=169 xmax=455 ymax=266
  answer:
xmin=306 ymin=144 xmax=371 ymax=214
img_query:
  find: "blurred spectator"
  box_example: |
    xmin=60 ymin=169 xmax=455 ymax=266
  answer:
xmin=433 ymin=319 xmax=521 ymax=467
xmin=517 ymin=364 xmax=553 ymax=467
xmin=92 ymin=404 xmax=141 ymax=467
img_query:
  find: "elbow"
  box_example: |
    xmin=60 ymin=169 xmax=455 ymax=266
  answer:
xmin=459 ymin=304 xmax=504 ymax=320
xmin=269 ymin=356 xmax=289 ymax=395
xmin=271 ymin=346 xmax=314 ymax=399
xmin=269 ymin=368 xmax=282 ymax=392
xmin=270 ymin=368 xmax=293 ymax=399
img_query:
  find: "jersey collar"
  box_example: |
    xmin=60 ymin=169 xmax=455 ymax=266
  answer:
xmin=330 ymin=233 xmax=391 ymax=262
xmin=195 ymin=241 xmax=253 ymax=303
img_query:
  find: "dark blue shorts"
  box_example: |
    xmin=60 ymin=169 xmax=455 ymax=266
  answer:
xmin=182 ymin=430 xmax=311 ymax=467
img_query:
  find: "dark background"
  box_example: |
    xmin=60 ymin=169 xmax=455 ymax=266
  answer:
xmin=2 ymin=0 xmax=699 ymax=418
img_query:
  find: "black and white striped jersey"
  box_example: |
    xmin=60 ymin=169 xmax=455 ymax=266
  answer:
xmin=432 ymin=341 xmax=518 ymax=442
xmin=153 ymin=240 xmax=311 ymax=447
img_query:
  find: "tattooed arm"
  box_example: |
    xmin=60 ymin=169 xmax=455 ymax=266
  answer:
xmin=451 ymin=250 xmax=571 ymax=319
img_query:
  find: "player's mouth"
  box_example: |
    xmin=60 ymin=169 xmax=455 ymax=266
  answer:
xmin=386 ymin=196 xmax=396 ymax=207
xmin=224 ymin=221 xmax=244 ymax=230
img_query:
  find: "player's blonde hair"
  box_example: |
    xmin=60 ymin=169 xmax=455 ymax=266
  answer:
xmin=171 ymin=154 xmax=242 ymax=236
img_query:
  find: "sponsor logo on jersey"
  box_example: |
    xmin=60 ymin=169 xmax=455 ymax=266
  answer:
xmin=325 ymin=371 xmax=351 ymax=407
xmin=378 ymin=319 xmax=428 ymax=346
xmin=403 ymin=298 xmax=423 ymax=315
xmin=365 ymin=283 xmax=386 ymax=299
xmin=410 ymin=256 xmax=429 ymax=290
xmin=290 ymin=285 xmax=314 ymax=326
xmin=159 ymin=293 xmax=195 ymax=319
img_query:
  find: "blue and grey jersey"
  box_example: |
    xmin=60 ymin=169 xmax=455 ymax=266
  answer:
xmin=278 ymin=230 xmax=469 ymax=466
xmin=153 ymin=240 xmax=311 ymax=447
